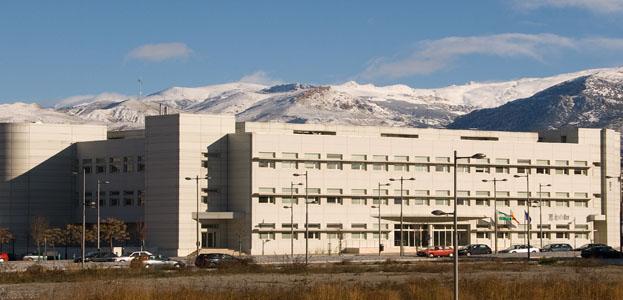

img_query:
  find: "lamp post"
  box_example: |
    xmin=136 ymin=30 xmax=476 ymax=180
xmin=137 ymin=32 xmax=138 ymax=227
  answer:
xmin=72 ymin=168 xmax=87 ymax=268
xmin=514 ymin=174 xmax=531 ymax=260
xmin=293 ymin=171 xmax=309 ymax=264
xmin=373 ymin=182 xmax=391 ymax=256
xmin=96 ymin=179 xmax=110 ymax=251
xmin=452 ymin=151 xmax=486 ymax=300
xmin=606 ymin=175 xmax=623 ymax=252
xmin=537 ymin=183 xmax=551 ymax=249
xmin=482 ymin=178 xmax=507 ymax=254
xmin=284 ymin=181 xmax=303 ymax=258
xmin=389 ymin=177 xmax=415 ymax=256
xmin=185 ymin=176 xmax=210 ymax=254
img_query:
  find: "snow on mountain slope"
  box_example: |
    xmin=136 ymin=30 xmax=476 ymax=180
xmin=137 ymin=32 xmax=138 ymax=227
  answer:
xmin=3 ymin=66 xmax=622 ymax=130
xmin=448 ymin=68 xmax=623 ymax=132
xmin=0 ymin=103 xmax=93 ymax=124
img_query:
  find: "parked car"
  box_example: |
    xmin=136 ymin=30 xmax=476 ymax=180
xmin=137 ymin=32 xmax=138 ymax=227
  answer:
xmin=581 ymin=246 xmax=623 ymax=259
xmin=0 ymin=252 xmax=8 ymax=262
xmin=195 ymin=253 xmax=242 ymax=268
xmin=575 ymin=243 xmax=608 ymax=252
xmin=541 ymin=243 xmax=573 ymax=252
xmin=499 ymin=245 xmax=540 ymax=254
xmin=140 ymin=255 xmax=185 ymax=269
xmin=74 ymin=251 xmax=118 ymax=263
xmin=417 ymin=247 xmax=454 ymax=258
xmin=116 ymin=251 xmax=153 ymax=262
xmin=22 ymin=253 xmax=46 ymax=261
xmin=458 ymin=244 xmax=492 ymax=256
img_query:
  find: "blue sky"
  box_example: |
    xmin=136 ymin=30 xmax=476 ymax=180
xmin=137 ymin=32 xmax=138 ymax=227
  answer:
xmin=1 ymin=0 xmax=623 ymax=106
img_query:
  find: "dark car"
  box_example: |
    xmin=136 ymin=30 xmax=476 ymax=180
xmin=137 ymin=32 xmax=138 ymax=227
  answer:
xmin=195 ymin=253 xmax=241 ymax=268
xmin=74 ymin=251 xmax=118 ymax=263
xmin=581 ymin=246 xmax=623 ymax=259
xmin=541 ymin=243 xmax=573 ymax=252
xmin=575 ymin=243 xmax=607 ymax=252
xmin=458 ymin=244 xmax=492 ymax=256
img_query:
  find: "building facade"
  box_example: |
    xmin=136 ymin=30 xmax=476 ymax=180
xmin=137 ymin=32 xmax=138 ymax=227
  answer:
xmin=0 ymin=114 xmax=620 ymax=256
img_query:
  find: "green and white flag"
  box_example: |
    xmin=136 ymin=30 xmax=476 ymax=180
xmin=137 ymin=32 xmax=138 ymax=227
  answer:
xmin=497 ymin=211 xmax=512 ymax=221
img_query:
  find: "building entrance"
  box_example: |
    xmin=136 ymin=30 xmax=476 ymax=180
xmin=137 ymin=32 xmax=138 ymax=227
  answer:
xmin=394 ymin=224 xmax=470 ymax=248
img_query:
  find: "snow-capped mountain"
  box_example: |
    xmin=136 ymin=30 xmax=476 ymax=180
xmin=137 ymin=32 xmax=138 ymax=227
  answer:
xmin=2 ymin=66 xmax=621 ymax=131
xmin=448 ymin=68 xmax=623 ymax=132
xmin=0 ymin=103 xmax=93 ymax=124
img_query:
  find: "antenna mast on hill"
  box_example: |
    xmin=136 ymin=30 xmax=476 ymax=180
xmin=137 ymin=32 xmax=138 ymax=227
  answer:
xmin=137 ymin=78 xmax=143 ymax=100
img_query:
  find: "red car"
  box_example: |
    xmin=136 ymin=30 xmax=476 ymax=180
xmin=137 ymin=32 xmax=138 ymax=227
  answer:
xmin=416 ymin=247 xmax=455 ymax=258
xmin=0 ymin=252 xmax=8 ymax=262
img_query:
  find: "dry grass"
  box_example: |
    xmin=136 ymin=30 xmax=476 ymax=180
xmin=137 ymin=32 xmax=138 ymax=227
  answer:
xmin=51 ymin=274 xmax=623 ymax=300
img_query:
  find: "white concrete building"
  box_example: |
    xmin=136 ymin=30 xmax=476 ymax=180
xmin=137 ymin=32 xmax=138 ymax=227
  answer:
xmin=0 ymin=114 xmax=620 ymax=256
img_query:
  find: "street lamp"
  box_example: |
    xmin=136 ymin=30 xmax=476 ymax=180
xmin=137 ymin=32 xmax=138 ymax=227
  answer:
xmin=72 ymin=168 xmax=88 ymax=268
xmin=284 ymin=181 xmax=303 ymax=258
xmin=389 ymin=177 xmax=415 ymax=256
xmin=452 ymin=151 xmax=486 ymax=300
xmin=536 ymin=183 xmax=551 ymax=249
xmin=514 ymin=174 xmax=531 ymax=260
xmin=185 ymin=176 xmax=210 ymax=254
xmin=606 ymin=175 xmax=622 ymax=252
xmin=482 ymin=178 xmax=508 ymax=254
xmin=293 ymin=171 xmax=309 ymax=264
xmin=372 ymin=182 xmax=391 ymax=256
xmin=96 ymin=179 xmax=110 ymax=251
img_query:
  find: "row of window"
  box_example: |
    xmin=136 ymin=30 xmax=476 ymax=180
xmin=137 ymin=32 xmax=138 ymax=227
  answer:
xmin=258 ymin=232 xmax=388 ymax=240
xmin=84 ymin=190 xmax=144 ymax=207
xmin=259 ymin=196 xmax=591 ymax=207
xmin=258 ymin=187 xmax=590 ymax=198
xmin=81 ymin=156 xmax=145 ymax=174
xmin=259 ymin=159 xmax=590 ymax=175
xmin=257 ymin=222 xmax=390 ymax=230
xmin=476 ymin=232 xmax=589 ymax=239
xmin=258 ymin=152 xmax=590 ymax=166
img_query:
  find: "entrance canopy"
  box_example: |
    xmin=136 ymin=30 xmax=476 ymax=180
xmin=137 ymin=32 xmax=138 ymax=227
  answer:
xmin=375 ymin=213 xmax=487 ymax=223
xmin=192 ymin=211 xmax=237 ymax=221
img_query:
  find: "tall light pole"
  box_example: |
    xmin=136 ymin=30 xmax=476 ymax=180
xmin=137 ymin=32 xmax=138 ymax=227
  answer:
xmin=537 ymin=183 xmax=551 ymax=249
xmin=284 ymin=182 xmax=302 ymax=258
xmin=293 ymin=171 xmax=309 ymax=264
xmin=514 ymin=174 xmax=531 ymax=260
xmin=185 ymin=176 xmax=210 ymax=254
xmin=482 ymin=178 xmax=507 ymax=254
xmin=389 ymin=177 xmax=415 ymax=256
xmin=72 ymin=168 xmax=87 ymax=268
xmin=606 ymin=175 xmax=623 ymax=252
xmin=96 ymin=179 xmax=110 ymax=251
xmin=373 ymin=182 xmax=391 ymax=256
xmin=453 ymin=151 xmax=486 ymax=300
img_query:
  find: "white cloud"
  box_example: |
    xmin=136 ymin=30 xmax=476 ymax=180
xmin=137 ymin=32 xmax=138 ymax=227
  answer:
xmin=126 ymin=42 xmax=193 ymax=62
xmin=515 ymin=0 xmax=623 ymax=14
xmin=239 ymin=70 xmax=283 ymax=86
xmin=359 ymin=33 xmax=623 ymax=80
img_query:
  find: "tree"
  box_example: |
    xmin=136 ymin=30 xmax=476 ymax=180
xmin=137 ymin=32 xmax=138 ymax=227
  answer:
xmin=30 ymin=216 xmax=49 ymax=255
xmin=0 ymin=227 xmax=14 ymax=252
xmin=100 ymin=218 xmax=130 ymax=252
xmin=43 ymin=227 xmax=63 ymax=259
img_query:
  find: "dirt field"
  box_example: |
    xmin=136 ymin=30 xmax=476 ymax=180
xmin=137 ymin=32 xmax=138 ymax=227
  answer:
xmin=1 ymin=259 xmax=622 ymax=299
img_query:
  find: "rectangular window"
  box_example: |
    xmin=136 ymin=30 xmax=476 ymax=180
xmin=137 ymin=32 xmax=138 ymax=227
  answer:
xmin=306 ymin=188 xmax=321 ymax=195
xmin=413 ymin=198 xmax=429 ymax=205
xmin=96 ymin=158 xmax=106 ymax=174
xmin=326 ymin=197 xmax=343 ymax=204
xmin=282 ymin=233 xmax=298 ymax=239
xmin=495 ymin=166 xmax=509 ymax=174
xmin=259 ymin=152 xmax=276 ymax=158
xmin=574 ymin=192 xmax=588 ymax=198
xmin=351 ymin=232 xmax=367 ymax=240
xmin=327 ymin=233 xmax=342 ymax=239
xmin=281 ymin=161 xmax=298 ymax=169
xmin=372 ymin=163 xmax=387 ymax=171
xmin=327 ymin=161 xmax=342 ymax=170
xmin=259 ymin=161 xmax=276 ymax=168
xmin=555 ymin=192 xmax=570 ymax=198
xmin=413 ymin=156 xmax=429 ymax=163
xmin=282 ymin=187 xmax=299 ymax=194
xmin=137 ymin=190 xmax=144 ymax=207
xmin=351 ymin=154 xmax=367 ymax=161
xmin=373 ymin=198 xmax=389 ymax=205
xmin=413 ymin=164 xmax=429 ymax=172
xmin=109 ymin=157 xmax=122 ymax=173
xmin=476 ymin=199 xmax=490 ymax=206
xmin=457 ymin=165 xmax=470 ymax=173
xmin=327 ymin=223 xmax=343 ymax=229
xmin=82 ymin=158 xmax=93 ymax=174
xmin=304 ymin=232 xmax=321 ymax=239
xmin=457 ymin=198 xmax=470 ymax=206
xmin=258 ymin=187 xmax=275 ymax=194
xmin=259 ymin=233 xmax=275 ymax=240
xmin=393 ymin=164 xmax=408 ymax=171
xmin=304 ymin=153 xmax=320 ymax=160
xmin=351 ymin=223 xmax=367 ymax=229
xmin=373 ymin=155 xmax=388 ymax=161
xmin=351 ymin=198 xmax=367 ymax=205
xmin=282 ymin=152 xmax=298 ymax=159
xmin=495 ymin=158 xmax=510 ymax=165
xmin=326 ymin=188 xmax=342 ymax=195
xmin=137 ymin=156 xmax=145 ymax=172
xmin=351 ymin=162 xmax=366 ymax=170
xmin=123 ymin=191 xmax=134 ymax=207
xmin=281 ymin=223 xmax=298 ymax=229
xmin=476 ymin=232 xmax=489 ymax=239
xmin=394 ymin=155 xmax=409 ymax=162
xmin=435 ymin=199 xmax=450 ymax=205
xmin=282 ymin=197 xmax=298 ymax=204
xmin=123 ymin=156 xmax=134 ymax=173
xmin=326 ymin=153 xmax=342 ymax=160
xmin=258 ymin=196 xmax=276 ymax=204
xmin=109 ymin=191 xmax=120 ymax=207
xmin=351 ymin=189 xmax=367 ymax=195
xmin=435 ymin=157 xmax=450 ymax=172
xmin=304 ymin=161 xmax=320 ymax=169
xmin=475 ymin=191 xmax=490 ymax=197
xmin=575 ymin=233 xmax=588 ymax=239
xmin=258 ymin=223 xmax=276 ymax=229
xmin=475 ymin=166 xmax=490 ymax=173
xmin=556 ymin=232 xmax=570 ymax=239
